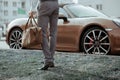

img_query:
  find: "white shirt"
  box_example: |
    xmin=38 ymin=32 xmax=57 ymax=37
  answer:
xmin=30 ymin=0 xmax=39 ymax=11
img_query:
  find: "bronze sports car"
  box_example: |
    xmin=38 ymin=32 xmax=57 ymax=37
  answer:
xmin=6 ymin=4 xmax=120 ymax=55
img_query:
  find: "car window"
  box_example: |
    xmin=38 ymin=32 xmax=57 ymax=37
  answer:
xmin=59 ymin=8 xmax=68 ymax=17
xmin=66 ymin=5 xmax=107 ymax=18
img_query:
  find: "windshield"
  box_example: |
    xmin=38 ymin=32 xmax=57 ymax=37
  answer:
xmin=66 ymin=4 xmax=107 ymax=18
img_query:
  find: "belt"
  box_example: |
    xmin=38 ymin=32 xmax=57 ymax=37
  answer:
xmin=40 ymin=0 xmax=58 ymax=2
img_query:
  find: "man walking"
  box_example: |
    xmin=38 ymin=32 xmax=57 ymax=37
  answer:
xmin=30 ymin=0 xmax=59 ymax=70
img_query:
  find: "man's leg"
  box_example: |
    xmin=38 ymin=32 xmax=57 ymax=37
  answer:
xmin=37 ymin=1 xmax=54 ymax=64
xmin=49 ymin=8 xmax=59 ymax=60
xmin=38 ymin=15 xmax=54 ymax=63
xmin=37 ymin=1 xmax=58 ymax=70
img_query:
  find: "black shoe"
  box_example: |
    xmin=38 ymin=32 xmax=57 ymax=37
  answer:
xmin=40 ymin=65 xmax=49 ymax=70
xmin=40 ymin=62 xmax=55 ymax=70
xmin=49 ymin=62 xmax=55 ymax=67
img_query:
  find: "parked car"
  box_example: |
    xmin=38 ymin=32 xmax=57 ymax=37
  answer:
xmin=6 ymin=3 xmax=120 ymax=55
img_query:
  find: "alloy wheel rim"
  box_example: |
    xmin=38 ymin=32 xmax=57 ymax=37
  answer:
xmin=83 ymin=29 xmax=110 ymax=55
xmin=9 ymin=30 xmax=22 ymax=49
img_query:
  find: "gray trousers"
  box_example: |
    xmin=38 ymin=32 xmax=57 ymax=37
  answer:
xmin=37 ymin=1 xmax=59 ymax=63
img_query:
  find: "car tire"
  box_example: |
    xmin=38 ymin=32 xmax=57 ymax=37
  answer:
xmin=9 ymin=28 xmax=23 ymax=49
xmin=81 ymin=27 xmax=110 ymax=55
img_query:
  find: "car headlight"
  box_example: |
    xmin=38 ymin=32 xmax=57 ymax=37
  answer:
xmin=113 ymin=19 xmax=120 ymax=27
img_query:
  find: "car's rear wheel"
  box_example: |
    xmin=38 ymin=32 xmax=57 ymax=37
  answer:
xmin=9 ymin=28 xmax=23 ymax=49
xmin=81 ymin=27 xmax=110 ymax=55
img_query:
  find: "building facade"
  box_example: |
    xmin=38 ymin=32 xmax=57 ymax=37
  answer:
xmin=0 ymin=0 xmax=76 ymax=26
xmin=0 ymin=0 xmax=30 ymax=25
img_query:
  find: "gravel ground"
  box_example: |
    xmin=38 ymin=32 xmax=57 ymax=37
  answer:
xmin=0 ymin=49 xmax=120 ymax=80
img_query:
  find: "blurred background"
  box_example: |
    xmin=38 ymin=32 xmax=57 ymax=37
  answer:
xmin=0 ymin=0 xmax=120 ymax=40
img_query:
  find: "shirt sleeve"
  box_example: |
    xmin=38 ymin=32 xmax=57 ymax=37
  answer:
xmin=30 ymin=0 xmax=39 ymax=11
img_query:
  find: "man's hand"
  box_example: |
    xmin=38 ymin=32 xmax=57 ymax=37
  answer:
xmin=29 ymin=11 xmax=37 ymax=18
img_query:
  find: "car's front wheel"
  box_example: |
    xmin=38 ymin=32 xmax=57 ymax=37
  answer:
xmin=81 ymin=27 xmax=110 ymax=55
xmin=9 ymin=28 xmax=23 ymax=49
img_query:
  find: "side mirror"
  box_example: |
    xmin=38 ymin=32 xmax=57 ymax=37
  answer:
xmin=58 ymin=13 xmax=69 ymax=24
